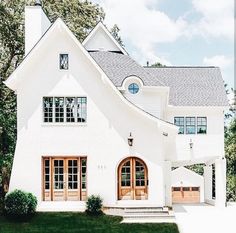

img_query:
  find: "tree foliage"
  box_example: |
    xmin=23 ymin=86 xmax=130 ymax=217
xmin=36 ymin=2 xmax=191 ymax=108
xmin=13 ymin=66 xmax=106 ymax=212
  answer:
xmin=225 ymin=117 xmax=236 ymax=201
xmin=150 ymin=62 xmax=166 ymax=67
xmin=110 ymin=24 xmax=124 ymax=47
xmin=0 ymin=0 xmax=105 ymax=197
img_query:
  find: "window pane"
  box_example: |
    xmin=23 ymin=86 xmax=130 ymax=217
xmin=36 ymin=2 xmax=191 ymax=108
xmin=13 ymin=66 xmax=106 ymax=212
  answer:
xmin=192 ymin=187 xmax=200 ymax=191
xmin=43 ymin=97 xmax=53 ymax=122
xmin=197 ymin=117 xmax=207 ymax=134
xmin=44 ymin=159 xmax=50 ymax=190
xmin=186 ymin=117 xmax=196 ymax=134
xmin=81 ymin=158 xmax=87 ymax=190
xmin=55 ymin=97 xmax=64 ymax=122
xmin=121 ymin=160 xmax=131 ymax=187
xmin=77 ymin=97 xmax=87 ymax=123
xmin=183 ymin=187 xmax=190 ymax=191
xmin=60 ymin=54 xmax=69 ymax=70
xmin=66 ymin=98 xmax=75 ymax=122
xmin=174 ymin=117 xmax=184 ymax=134
xmin=128 ymin=83 xmax=139 ymax=94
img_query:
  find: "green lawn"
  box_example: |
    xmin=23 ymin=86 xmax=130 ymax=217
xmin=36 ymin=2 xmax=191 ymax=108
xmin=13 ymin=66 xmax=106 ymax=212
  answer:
xmin=0 ymin=212 xmax=179 ymax=233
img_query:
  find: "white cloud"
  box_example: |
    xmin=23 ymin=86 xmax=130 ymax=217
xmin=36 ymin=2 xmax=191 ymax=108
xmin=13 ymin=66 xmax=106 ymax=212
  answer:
xmin=203 ymin=55 xmax=233 ymax=68
xmin=93 ymin=0 xmax=187 ymax=65
xmin=192 ymin=0 xmax=234 ymax=39
xmin=91 ymin=0 xmax=234 ymax=66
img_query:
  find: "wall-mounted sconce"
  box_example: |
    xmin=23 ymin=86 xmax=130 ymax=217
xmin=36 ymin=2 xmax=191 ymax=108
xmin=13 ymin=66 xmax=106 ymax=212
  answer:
xmin=128 ymin=132 xmax=133 ymax=147
xmin=189 ymin=139 xmax=193 ymax=149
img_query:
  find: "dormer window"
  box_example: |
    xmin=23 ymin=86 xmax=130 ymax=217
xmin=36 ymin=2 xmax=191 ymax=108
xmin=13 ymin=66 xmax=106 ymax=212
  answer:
xmin=128 ymin=83 xmax=139 ymax=94
xmin=59 ymin=54 xmax=69 ymax=70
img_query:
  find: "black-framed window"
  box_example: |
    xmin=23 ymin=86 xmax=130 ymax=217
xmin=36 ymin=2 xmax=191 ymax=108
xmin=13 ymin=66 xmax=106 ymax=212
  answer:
xmin=43 ymin=97 xmax=87 ymax=123
xmin=59 ymin=54 xmax=69 ymax=70
xmin=186 ymin=117 xmax=196 ymax=134
xmin=55 ymin=97 xmax=64 ymax=122
xmin=197 ymin=117 xmax=207 ymax=134
xmin=128 ymin=83 xmax=139 ymax=94
xmin=174 ymin=117 xmax=185 ymax=134
xmin=43 ymin=97 xmax=53 ymax=122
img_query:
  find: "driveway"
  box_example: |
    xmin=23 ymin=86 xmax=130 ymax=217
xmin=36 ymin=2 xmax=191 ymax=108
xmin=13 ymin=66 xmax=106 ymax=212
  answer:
xmin=173 ymin=203 xmax=236 ymax=233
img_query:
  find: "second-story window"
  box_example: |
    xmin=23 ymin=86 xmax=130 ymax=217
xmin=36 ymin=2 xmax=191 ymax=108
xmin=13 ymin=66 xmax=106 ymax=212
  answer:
xmin=43 ymin=97 xmax=87 ymax=123
xmin=197 ymin=117 xmax=207 ymax=134
xmin=59 ymin=54 xmax=69 ymax=70
xmin=185 ymin=117 xmax=196 ymax=134
xmin=174 ymin=117 xmax=184 ymax=134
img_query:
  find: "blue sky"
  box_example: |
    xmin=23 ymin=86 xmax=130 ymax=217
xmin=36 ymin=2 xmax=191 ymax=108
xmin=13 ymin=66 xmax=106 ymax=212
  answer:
xmin=91 ymin=0 xmax=234 ymax=91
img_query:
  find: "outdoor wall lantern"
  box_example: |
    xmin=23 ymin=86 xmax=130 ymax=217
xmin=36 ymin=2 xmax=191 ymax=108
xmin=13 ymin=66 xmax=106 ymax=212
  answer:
xmin=128 ymin=132 xmax=134 ymax=147
xmin=189 ymin=139 xmax=193 ymax=149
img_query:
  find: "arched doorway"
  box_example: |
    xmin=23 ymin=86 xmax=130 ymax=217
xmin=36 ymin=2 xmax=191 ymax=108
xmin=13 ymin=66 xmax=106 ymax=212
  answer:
xmin=118 ymin=157 xmax=148 ymax=200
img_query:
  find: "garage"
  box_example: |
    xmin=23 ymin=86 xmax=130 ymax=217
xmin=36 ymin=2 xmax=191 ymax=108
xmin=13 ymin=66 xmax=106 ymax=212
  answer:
xmin=171 ymin=167 xmax=204 ymax=204
xmin=172 ymin=186 xmax=200 ymax=203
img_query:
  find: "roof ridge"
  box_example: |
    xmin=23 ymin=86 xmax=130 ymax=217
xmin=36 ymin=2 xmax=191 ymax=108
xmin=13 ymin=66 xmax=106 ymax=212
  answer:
xmin=144 ymin=66 xmax=218 ymax=68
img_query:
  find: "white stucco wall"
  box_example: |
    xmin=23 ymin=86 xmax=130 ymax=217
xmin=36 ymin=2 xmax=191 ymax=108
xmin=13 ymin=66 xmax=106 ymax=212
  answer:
xmin=8 ymin=26 xmax=174 ymax=208
xmin=84 ymin=27 xmax=121 ymax=52
xmin=167 ymin=107 xmax=225 ymax=162
xmin=171 ymin=167 xmax=204 ymax=202
xmin=123 ymin=88 xmax=166 ymax=119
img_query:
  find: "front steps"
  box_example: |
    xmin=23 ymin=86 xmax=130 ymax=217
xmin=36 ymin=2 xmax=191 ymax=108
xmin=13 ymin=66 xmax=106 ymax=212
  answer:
xmin=104 ymin=206 xmax=175 ymax=223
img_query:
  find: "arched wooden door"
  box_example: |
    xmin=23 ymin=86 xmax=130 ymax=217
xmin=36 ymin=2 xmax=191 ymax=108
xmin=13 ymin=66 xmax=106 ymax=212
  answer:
xmin=118 ymin=157 xmax=148 ymax=200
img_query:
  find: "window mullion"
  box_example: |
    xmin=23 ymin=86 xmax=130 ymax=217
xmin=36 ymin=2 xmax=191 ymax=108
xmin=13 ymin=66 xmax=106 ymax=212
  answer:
xmin=75 ymin=97 xmax=78 ymax=123
xmin=53 ymin=97 xmax=55 ymax=123
xmin=64 ymin=97 xmax=66 ymax=123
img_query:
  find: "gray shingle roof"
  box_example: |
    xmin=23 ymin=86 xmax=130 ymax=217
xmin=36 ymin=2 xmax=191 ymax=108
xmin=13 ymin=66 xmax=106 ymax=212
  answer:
xmin=89 ymin=51 xmax=228 ymax=106
xmin=89 ymin=51 xmax=164 ymax=86
xmin=147 ymin=67 xmax=228 ymax=106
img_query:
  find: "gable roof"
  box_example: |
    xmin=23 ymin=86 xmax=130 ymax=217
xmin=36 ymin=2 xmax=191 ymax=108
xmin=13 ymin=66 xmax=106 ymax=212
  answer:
xmin=89 ymin=51 xmax=164 ymax=86
xmin=89 ymin=50 xmax=228 ymax=107
xmin=147 ymin=67 xmax=228 ymax=106
xmin=82 ymin=22 xmax=128 ymax=55
xmin=4 ymin=18 xmax=176 ymax=130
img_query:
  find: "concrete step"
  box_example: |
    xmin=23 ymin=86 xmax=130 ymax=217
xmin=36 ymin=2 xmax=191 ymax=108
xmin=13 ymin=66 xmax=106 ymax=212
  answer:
xmin=124 ymin=213 xmax=172 ymax=218
xmin=122 ymin=216 xmax=176 ymax=223
xmin=124 ymin=209 xmax=168 ymax=214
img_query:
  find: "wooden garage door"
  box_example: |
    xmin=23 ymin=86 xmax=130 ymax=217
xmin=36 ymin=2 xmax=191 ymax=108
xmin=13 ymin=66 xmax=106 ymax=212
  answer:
xmin=172 ymin=187 xmax=200 ymax=203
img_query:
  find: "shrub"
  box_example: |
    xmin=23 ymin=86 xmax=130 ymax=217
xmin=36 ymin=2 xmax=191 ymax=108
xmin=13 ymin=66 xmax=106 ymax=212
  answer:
xmin=4 ymin=189 xmax=37 ymax=218
xmin=86 ymin=195 xmax=103 ymax=215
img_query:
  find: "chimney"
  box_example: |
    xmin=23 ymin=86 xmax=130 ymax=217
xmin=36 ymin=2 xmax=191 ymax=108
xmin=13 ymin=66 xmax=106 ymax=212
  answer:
xmin=25 ymin=1 xmax=51 ymax=55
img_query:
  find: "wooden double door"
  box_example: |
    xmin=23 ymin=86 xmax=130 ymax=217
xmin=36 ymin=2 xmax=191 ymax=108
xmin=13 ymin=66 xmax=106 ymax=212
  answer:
xmin=118 ymin=157 xmax=148 ymax=200
xmin=43 ymin=157 xmax=87 ymax=201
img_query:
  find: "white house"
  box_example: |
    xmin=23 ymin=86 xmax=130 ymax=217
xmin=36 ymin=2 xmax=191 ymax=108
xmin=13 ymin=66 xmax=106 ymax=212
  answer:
xmin=4 ymin=2 xmax=228 ymax=211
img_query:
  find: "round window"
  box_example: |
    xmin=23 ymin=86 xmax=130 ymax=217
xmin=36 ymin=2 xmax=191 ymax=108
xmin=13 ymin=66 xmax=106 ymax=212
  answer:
xmin=128 ymin=83 xmax=139 ymax=94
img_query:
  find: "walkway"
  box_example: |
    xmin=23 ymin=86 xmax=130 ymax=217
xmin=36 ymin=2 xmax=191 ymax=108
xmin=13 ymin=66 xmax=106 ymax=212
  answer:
xmin=174 ymin=203 xmax=236 ymax=233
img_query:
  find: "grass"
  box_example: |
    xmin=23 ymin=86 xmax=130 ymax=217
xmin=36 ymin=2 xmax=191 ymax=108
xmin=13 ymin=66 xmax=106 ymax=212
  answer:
xmin=0 ymin=212 xmax=179 ymax=233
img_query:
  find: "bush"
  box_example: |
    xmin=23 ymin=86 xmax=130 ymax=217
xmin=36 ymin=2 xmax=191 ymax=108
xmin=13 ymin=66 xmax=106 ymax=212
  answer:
xmin=4 ymin=189 xmax=37 ymax=218
xmin=86 ymin=195 xmax=103 ymax=215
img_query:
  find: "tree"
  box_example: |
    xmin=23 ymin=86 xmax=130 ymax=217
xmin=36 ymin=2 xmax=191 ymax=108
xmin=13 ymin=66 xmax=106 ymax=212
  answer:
xmin=225 ymin=117 xmax=236 ymax=201
xmin=110 ymin=24 xmax=124 ymax=47
xmin=0 ymin=0 xmax=105 ymax=197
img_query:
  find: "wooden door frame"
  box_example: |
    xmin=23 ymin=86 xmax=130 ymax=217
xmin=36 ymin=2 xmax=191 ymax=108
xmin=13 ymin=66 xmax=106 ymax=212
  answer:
xmin=42 ymin=156 xmax=87 ymax=201
xmin=117 ymin=157 xmax=148 ymax=200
